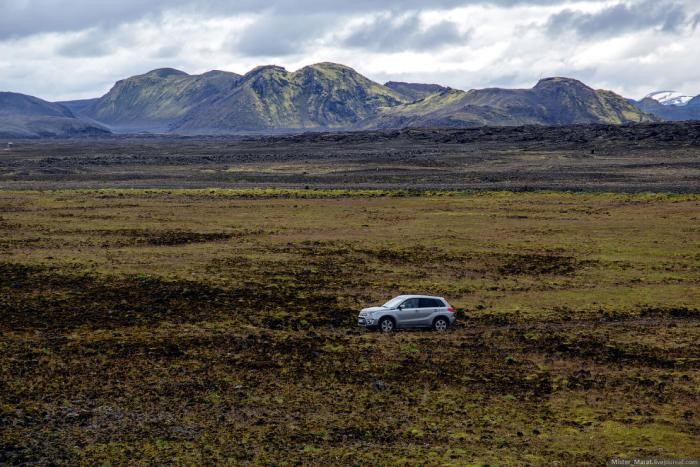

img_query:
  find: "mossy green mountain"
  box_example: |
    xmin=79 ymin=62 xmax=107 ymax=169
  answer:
xmin=80 ymin=68 xmax=242 ymax=132
xmin=361 ymin=77 xmax=657 ymax=129
xmin=171 ymin=63 xmax=407 ymax=133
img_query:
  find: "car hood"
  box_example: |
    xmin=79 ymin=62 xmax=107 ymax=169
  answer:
xmin=360 ymin=306 xmax=387 ymax=314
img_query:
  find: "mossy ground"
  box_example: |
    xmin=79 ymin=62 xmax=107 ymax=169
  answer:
xmin=1 ymin=190 xmax=698 ymax=464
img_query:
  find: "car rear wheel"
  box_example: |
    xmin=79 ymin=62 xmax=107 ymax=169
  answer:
xmin=379 ymin=317 xmax=395 ymax=333
xmin=433 ymin=317 xmax=448 ymax=332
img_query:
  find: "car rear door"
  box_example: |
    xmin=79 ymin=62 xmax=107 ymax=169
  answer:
xmin=417 ymin=298 xmax=440 ymax=326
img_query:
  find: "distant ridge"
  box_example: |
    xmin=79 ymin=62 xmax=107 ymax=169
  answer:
xmin=57 ymin=98 xmax=99 ymax=114
xmin=632 ymin=95 xmax=700 ymax=121
xmin=644 ymin=91 xmax=693 ymax=106
xmin=384 ymin=81 xmax=451 ymax=102
xmin=0 ymin=92 xmax=109 ymax=137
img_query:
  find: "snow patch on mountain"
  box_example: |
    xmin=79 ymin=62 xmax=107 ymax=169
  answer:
xmin=645 ymin=91 xmax=692 ymax=106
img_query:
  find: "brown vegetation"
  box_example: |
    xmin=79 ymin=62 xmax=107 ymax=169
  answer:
xmin=0 ymin=190 xmax=698 ymax=464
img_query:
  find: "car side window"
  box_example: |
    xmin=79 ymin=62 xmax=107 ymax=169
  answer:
xmin=418 ymin=298 xmax=434 ymax=308
xmin=401 ymin=298 xmax=419 ymax=308
xmin=431 ymin=298 xmax=445 ymax=307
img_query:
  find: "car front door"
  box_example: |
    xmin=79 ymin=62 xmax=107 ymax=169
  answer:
xmin=396 ymin=298 xmax=420 ymax=327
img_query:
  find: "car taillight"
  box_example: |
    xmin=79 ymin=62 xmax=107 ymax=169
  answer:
xmin=447 ymin=307 xmax=455 ymax=312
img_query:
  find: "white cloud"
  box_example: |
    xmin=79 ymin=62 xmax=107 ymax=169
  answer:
xmin=0 ymin=0 xmax=698 ymax=101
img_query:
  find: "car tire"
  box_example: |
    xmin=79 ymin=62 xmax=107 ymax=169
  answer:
xmin=378 ymin=317 xmax=395 ymax=333
xmin=433 ymin=317 xmax=449 ymax=332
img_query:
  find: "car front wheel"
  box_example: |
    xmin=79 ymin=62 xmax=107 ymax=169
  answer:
xmin=379 ymin=317 xmax=395 ymax=333
xmin=433 ymin=317 xmax=448 ymax=332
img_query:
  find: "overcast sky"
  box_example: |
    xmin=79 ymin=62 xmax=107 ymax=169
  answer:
xmin=1 ymin=0 xmax=698 ymax=101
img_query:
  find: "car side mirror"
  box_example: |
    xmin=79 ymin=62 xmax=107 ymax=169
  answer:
xmin=398 ymin=304 xmax=405 ymax=309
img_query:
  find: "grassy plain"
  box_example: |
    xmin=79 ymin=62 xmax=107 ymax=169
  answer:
xmin=1 ymin=189 xmax=698 ymax=464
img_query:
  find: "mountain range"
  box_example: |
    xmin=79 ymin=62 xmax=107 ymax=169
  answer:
xmin=2 ymin=62 xmax=697 ymax=137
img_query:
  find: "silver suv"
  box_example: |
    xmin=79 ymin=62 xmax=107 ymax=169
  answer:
xmin=357 ymin=295 xmax=456 ymax=332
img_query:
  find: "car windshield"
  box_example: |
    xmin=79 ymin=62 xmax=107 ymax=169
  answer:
xmin=382 ymin=296 xmax=407 ymax=308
